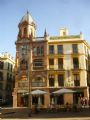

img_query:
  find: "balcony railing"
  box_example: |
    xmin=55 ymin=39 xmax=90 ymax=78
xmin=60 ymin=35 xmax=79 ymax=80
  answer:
xmin=33 ymin=66 xmax=44 ymax=70
xmin=73 ymin=65 xmax=79 ymax=69
xmin=49 ymin=65 xmax=64 ymax=70
xmin=49 ymin=65 xmax=54 ymax=70
xmin=74 ymin=80 xmax=80 ymax=86
xmin=58 ymin=65 xmax=63 ymax=70
xmin=32 ymin=82 xmax=46 ymax=87
xmin=49 ymin=50 xmax=55 ymax=55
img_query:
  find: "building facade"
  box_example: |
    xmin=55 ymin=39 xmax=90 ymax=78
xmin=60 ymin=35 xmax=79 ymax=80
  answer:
xmin=13 ymin=11 xmax=90 ymax=108
xmin=0 ymin=53 xmax=15 ymax=104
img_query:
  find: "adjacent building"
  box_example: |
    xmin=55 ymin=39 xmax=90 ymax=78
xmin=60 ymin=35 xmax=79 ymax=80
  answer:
xmin=0 ymin=53 xmax=15 ymax=104
xmin=13 ymin=11 xmax=90 ymax=108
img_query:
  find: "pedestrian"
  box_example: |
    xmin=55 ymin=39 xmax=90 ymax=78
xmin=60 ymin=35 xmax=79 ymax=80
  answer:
xmin=85 ymin=97 xmax=88 ymax=108
xmin=80 ymin=97 xmax=84 ymax=108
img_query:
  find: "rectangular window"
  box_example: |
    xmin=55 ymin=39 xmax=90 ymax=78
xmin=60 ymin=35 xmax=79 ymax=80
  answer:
xmin=73 ymin=58 xmax=79 ymax=69
xmin=58 ymin=74 xmax=64 ymax=86
xmin=0 ymin=61 xmax=4 ymax=69
xmin=0 ymin=83 xmax=3 ymax=90
xmin=58 ymin=58 xmax=63 ymax=69
xmin=33 ymin=47 xmax=37 ymax=56
xmin=49 ymin=75 xmax=55 ymax=86
xmin=0 ymin=72 xmax=3 ymax=81
xmin=74 ymin=74 xmax=80 ymax=86
xmin=57 ymin=45 xmax=63 ymax=54
xmin=21 ymin=45 xmax=29 ymax=55
xmin=41 ymin=46 xmax=44 ymax=55
xmin=33 ymin=59 xmax=43 ymax=67
xmin=7 ymin=73 xmax=10 ymax=81
xmin=37 ymin=47 xmax=40 ymax=55
xmin=49 ymin=45 xmax=54 ymax=54
xmin=72 ymin=44 xmax=78 ymax=53
xmin=49 ymin=59 xmax=54 ymax=69
xmin=8 ymin=62 xmax=9 ymax=70
xmin=11 ymin=64 xmax=12 ymax=72
xmin=49 ymin=59 xmax=54 ymax=65
xmin=36 ymin=46 xmax=44 ymax=56
xmin=33 ymin=59 xmax=44 ymax=70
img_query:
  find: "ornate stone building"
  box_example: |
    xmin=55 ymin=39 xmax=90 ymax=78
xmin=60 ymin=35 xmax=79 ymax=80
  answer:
xmin=13 ymin=11 xmax=90 ymax=108
xmin=0 ymin=53 xmax=15 ymax=104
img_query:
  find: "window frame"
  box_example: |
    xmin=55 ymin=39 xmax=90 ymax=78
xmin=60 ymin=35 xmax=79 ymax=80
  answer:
xmin=49 ymin=45 xmax=54 ymax=54
xmin=58 ymin=74 xmax=64 ymax=86
xmin=72 ymin=44 xmax=78 ymax=53
xmin=57 ymin=45 xmax=63 ymax=54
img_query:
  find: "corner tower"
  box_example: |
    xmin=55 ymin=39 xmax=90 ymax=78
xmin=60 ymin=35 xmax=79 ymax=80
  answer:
xmin=18 ymin=11 xmax=36 ymax=39
xmin=13 ymin=11 xmax=36 ymax=107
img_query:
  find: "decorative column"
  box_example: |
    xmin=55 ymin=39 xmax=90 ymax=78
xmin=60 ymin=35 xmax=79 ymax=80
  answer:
xmin=13 ymin=91 xmax=17 ymax=108
xmin=44 ymin=90 xmax=50 ymax=108
xmin=55 ymin=74 xmax=58 ymax=87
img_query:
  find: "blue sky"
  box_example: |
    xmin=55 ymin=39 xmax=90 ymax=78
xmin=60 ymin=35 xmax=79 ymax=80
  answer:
xmin=0 ymin=0 xmax=90 ymax=58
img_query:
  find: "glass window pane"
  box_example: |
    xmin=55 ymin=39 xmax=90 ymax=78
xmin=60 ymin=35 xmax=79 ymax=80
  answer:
xmin=49 ymin=45 xmax=54 ymax=54
xmin=58 ymin=74 xmax=64 ymax=86
xmin=72 ymin=44 xmax=78 ymax=53
xmin=49 ymin=59 xmax=54 ymax=65
xmin=57 ymin=45 xmax=63 ymax=54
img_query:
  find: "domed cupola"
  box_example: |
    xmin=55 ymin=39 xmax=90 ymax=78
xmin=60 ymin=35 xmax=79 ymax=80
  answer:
xmin=20 ymin=11 xmax=34 ymax=25
xmin=18 ymin=11 xmax=36 ymax=39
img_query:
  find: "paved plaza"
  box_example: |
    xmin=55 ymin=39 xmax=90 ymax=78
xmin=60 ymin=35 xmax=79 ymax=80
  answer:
xmin=1 ymin=118 xmax=90 ymax=120
xmin=0 ymin=107 xmax=90 ymax=119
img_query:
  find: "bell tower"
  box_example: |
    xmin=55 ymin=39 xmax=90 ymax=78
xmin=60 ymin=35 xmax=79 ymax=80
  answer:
xmin=18 ymin=11 xmax=36 ymax=39
xmin=13 ymin=11 xmax=36 ymax=107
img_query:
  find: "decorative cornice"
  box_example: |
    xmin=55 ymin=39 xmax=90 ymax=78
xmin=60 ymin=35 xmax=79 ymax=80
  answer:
xmin=50 ymin=35 xmax=80 ymax=40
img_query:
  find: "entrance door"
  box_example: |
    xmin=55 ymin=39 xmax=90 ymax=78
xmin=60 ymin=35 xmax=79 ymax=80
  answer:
xmin=50 ymin=95 xmax=64 ymax=105
xmin=73 ymin=92 xmax=84 ymax=104
xmin=57 ymin=95 xmax=64 ymax=105
xmin=32 ymin=95 xmax=44 ymax=105
xmin=21 ymin=95 xmax=28 ymax=106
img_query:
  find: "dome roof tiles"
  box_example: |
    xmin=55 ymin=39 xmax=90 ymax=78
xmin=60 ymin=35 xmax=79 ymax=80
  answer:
xmin=20 ymin=11 xmax=34 ymax=24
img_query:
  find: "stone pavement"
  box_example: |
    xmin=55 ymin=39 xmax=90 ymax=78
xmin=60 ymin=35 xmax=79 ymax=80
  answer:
xmin=0 ymin=107 xmax=90 ymax=119
xmin=1 ymin=118 xmax=90 ymax=120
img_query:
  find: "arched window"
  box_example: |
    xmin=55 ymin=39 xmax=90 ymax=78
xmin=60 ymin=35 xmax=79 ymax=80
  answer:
xmin=23 ymin=27 xmax=27 ymax=35
xmin=18 ymin=29 xmax=22 ymax=37
xmin=36 ymin=76 xmax=43 ymax=82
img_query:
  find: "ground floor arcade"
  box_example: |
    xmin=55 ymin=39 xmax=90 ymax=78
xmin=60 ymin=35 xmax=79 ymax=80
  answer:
xmin=13 ymin=87 xmax=89 ymax=108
